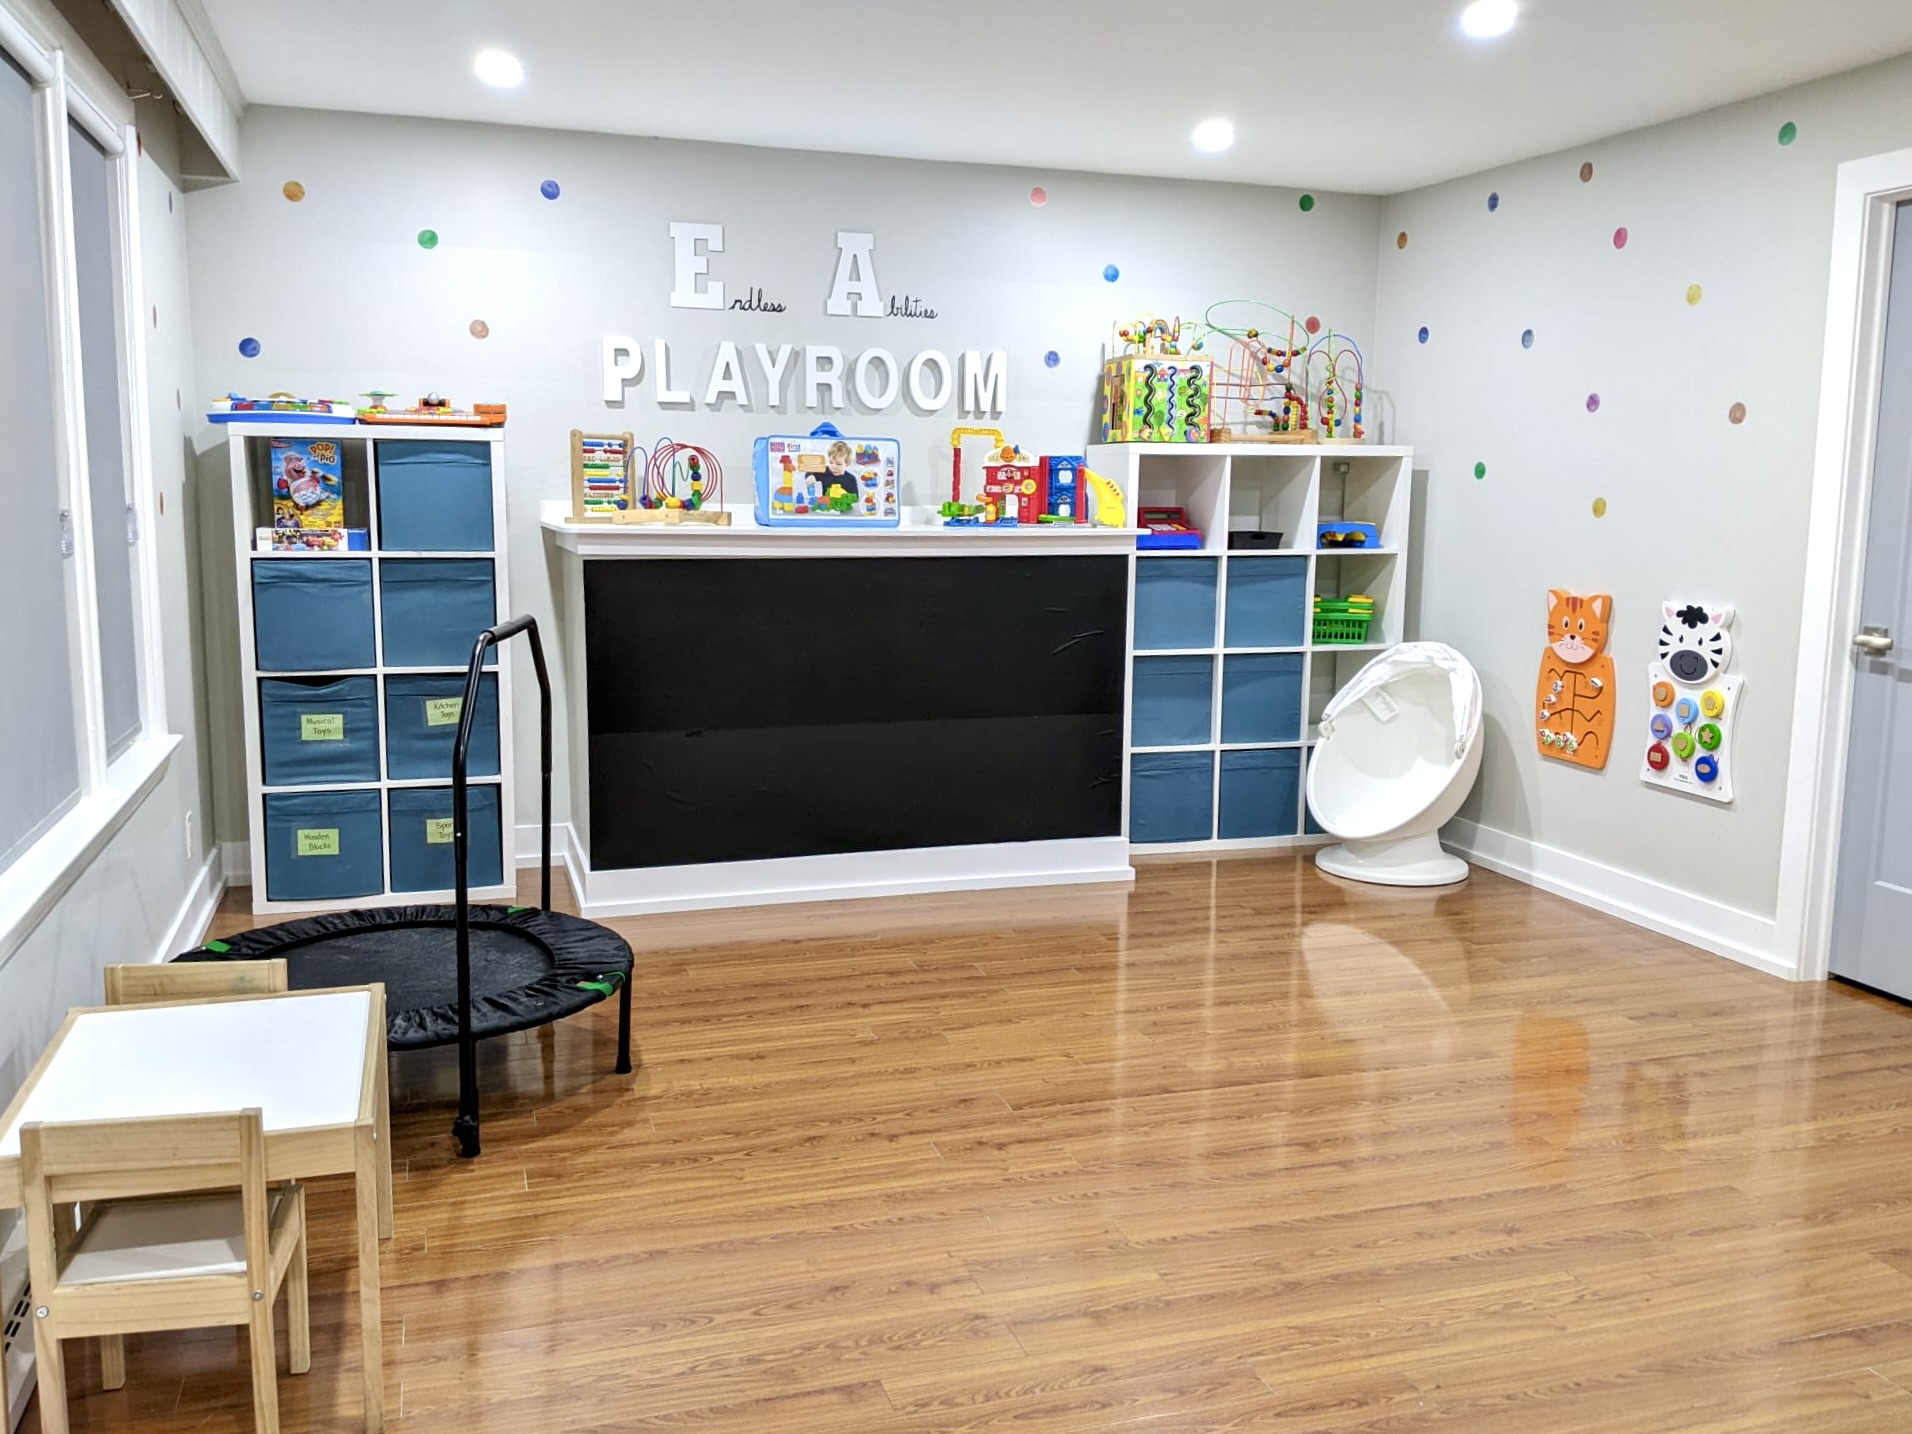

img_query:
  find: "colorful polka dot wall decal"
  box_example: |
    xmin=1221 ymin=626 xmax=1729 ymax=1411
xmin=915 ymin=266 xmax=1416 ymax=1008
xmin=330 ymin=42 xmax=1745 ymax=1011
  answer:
xmin=1474 ymin=461 xmax=1487 ymax=480
xmin=540 ymin=179 xmax=561 ymax=200
xmin=1778 ymin=121 xmax=1798 ymax=146
xmin=469 ymin=319 xmax=490 ymax=339
xmin=1613 ymin=226 xmax=1629 ymax=249
xmin=1586 ymin=393 xmax=1601 ymax=413
xmin=1305 ymin=316 xmax=1321 ymax=335
xmin=1299 ymin=194 xmax=1316 ymax=212
xmin=282 ymin=181 xmax=304 ymax=202
xmin=238 ymin=337 xmax=260 ymax=358
xmin=1029 ymin=186 xmax=1047 ymax=207
xmin=1044 ymin=350 xmax=1060 ymax=368
xmin=1592 ymin=497 xmax=1608 ymax=518
xmin=1580 ymin=161 xmax=1594 ymax=183
xmin=1729 ymin=401 xmax=1748 ymax=425
xmin=1521 ymin=328 xmax=1535 ymax=349
xmin=1488 ymin=191 xmax=1500 ymax=212
xmin=1397 ymin=231 xmax=1408 ymax=249
xmin=1103 ymin=263 xmax=1120 ymax=282
xmin=1686 ymin=283 xmax=1703 ymax=306
xmin=1418 ymin=326 xmax=1430 ymax=344
xmin=418 ymin=229 xmax=439 ymax=250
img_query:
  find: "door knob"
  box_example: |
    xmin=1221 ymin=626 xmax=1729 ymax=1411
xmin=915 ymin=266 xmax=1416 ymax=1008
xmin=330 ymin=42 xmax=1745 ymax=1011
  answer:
xmin=1854 ymin=625 xmax=1894 ymax=656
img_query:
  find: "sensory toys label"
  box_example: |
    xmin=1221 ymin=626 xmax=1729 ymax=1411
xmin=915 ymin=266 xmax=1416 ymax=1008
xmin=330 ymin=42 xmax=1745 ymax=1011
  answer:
xmin=1640 ymin=601 xmax=1740 ymax=803
xmin=425 ymin=817 xmax=456 ymax=845
xmin=754 ymin=423 xmax=900 ymax=527
xmin=270 ymin=437 xmax=345 ymax=531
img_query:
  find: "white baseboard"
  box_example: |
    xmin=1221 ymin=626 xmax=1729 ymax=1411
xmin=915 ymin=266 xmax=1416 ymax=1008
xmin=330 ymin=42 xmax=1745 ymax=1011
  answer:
xmin=157 ymin=850 xmax=224 ymax=962
xmin=1443 ymin=817 xmax=1792 ymax=979
xmin=534 ymin=823 xmax=1134 ymax=918
xmin=218 ymin=840 xmax=252 ymax=887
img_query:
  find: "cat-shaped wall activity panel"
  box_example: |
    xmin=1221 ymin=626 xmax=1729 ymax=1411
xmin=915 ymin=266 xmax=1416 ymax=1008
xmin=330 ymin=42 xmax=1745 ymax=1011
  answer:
xmin=1537 ymin=590 xmax=1615 ymax=769
xmin=1641 ymin=601 xmax=1741 ymax=803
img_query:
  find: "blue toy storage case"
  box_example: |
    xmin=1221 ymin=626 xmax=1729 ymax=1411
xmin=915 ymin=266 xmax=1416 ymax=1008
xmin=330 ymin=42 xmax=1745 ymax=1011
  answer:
xmin=376 ymin=440 xmax=495 ymax=552
xmin=384 ymin=673 xmax=501 ymax=780
xmin=388 ymin=784 xmax=503 ymax=893
xmin=753 ymin=422 xmax=901 ymax=527
xmin=259 ymin=676 xmax=381 ymax=786
xmin=251 ymin=559 xmax=376 ymax=672
xmin=262 ymin=789 xmax=384 ymax=902
xmin=379 ymin=559 xmax=498 ymax=668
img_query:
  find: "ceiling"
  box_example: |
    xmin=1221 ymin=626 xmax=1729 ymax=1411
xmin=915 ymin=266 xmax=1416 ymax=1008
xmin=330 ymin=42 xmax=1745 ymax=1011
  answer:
xmin=195 ymin=0 xmax=1912 ymax=195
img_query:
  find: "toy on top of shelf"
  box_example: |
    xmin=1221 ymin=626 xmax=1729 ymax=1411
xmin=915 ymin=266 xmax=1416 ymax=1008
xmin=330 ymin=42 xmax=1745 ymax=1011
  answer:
xmin=1536 ymin=590 xmax=1615 ymax=770
xmin=357 ymin=392 xmax=508 ymax=426
xmin=1641 ymin=600 xmax=1741 ymax=802
xmin=1100 ymin=315 xmax=1212 ymax=444
xmin=633 ymin=438 xmax=732 ymax=525
xmin=1137 ymin=506 xmax=1203 ymax=550
xmin=209 ymin=392 xmax=355 ymax=424
xmin=1081 ymin=468 xmax=1127 ymax=528
xmin=1313 ymin=594 xmax=1376 ymax=645
xmin=269 ymin=436 xmax=346 ymax=532
xmin=1317 ymin=521 xmax=1380 ymax=549
xmin=570 ymin=429 xmax=637 ymax=521
xmin=949 ymin=426 xmax=1008 ymax=506
xmin=753 ymin=422 xmax=900 ymax=527
xmin=1306 ymin=331 xmax=1366 ymax=442
xmin=1187 ymin=301 xmax=1313 ymax=442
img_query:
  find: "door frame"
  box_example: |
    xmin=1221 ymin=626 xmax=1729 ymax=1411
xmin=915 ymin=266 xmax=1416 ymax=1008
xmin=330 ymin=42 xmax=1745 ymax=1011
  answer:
xmin=1777 ymin=145 xmax=1912 ymax=983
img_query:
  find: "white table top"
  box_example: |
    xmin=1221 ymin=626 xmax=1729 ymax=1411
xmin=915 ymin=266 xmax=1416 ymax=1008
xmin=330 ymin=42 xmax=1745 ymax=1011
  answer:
xmin=0 ymin=991 xmax=373 ymax=1159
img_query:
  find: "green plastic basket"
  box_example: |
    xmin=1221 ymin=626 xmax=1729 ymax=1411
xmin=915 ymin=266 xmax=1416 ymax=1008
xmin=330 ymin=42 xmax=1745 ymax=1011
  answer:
xmin=1313 ymin=597 xmax=1376 ymax=645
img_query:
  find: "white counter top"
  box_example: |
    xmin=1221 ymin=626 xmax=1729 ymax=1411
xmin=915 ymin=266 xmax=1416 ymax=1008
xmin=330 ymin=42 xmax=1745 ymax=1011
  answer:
xmin=541 ymin=500 xmax=1142 ymax=558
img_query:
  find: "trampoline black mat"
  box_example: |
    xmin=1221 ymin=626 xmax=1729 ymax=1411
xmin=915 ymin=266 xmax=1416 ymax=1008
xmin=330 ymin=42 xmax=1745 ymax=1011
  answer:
xmin=180 ymin=904 xmax=634 ymax=1050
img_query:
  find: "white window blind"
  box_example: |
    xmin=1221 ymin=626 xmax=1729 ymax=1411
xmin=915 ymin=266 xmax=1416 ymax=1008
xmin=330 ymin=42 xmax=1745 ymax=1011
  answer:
xmin=0 ymin=46 xmax=80 ymax=875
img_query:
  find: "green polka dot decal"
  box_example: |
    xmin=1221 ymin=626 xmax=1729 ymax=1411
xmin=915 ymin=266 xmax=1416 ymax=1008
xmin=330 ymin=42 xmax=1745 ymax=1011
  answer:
xmin=1298 ymin=194 xmax=1315 ymax=212
xmin=1474 ymin=462 xmax=1487 ymax=480
xmin=1778 ymin=121 xmax=1798 ymax=146
xmin=417 ymin=229 xmax=439 ymax=250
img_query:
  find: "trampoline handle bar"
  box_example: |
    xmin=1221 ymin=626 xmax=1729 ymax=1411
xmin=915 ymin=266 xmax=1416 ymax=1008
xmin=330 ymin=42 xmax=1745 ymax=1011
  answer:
xmin=451 ymin=614 xmax=553 ymax=1158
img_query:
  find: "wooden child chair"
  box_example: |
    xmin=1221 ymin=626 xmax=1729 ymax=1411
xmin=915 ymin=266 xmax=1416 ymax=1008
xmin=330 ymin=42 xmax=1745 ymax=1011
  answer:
xmin=20 ymin=1109 xmax=309 ymax=1434
xmin=102 ymin=959 xmax=288 ymax=1006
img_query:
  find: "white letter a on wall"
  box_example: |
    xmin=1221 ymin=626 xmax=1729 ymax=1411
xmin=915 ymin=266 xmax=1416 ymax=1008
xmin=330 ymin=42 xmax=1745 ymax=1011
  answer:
xmin=826 ymin=231 xmax=882 ymax=317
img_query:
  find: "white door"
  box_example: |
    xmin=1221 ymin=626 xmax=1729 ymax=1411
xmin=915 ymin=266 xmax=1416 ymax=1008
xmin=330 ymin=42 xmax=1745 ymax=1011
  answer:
xmin=1830 ymin=201 xmax=1912 ymax=1000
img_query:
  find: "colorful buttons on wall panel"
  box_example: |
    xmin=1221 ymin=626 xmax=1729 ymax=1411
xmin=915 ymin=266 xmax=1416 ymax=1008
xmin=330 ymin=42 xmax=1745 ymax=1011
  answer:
xmin=1641 ymin=597 xmax=1740 ymax=804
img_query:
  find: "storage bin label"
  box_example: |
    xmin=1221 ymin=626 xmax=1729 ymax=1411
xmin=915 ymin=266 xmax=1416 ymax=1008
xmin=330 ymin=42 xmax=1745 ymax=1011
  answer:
xmin=424 ymin=817 xmax=455 ymax=845
xmin=295 ymin=828 xmax=340 ymax=857
xmin=300 ymin=712 xmax=345 ymax=741
xmin=424 ymin=696 xmax=464 ymax=727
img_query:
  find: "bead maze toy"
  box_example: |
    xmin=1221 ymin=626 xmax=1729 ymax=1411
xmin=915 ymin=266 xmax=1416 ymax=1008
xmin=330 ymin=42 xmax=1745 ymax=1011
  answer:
xmin=629 ymin=438 xmax=731 ymax=525
xmin=1640 ymin=600 xmax=1741 ymax=802
xmin=1306 ymin=331 xmax=1366 ymax=443
xmin=753 ymin=422 xmax=898 ymax=527
xmin=1188 ymin=302 xmax=1312 ymax=442
xmin=1099 ymin=315 xmax=1212 ymax=444
xmin=1536 ymin=590 xmax=1615 ymax=770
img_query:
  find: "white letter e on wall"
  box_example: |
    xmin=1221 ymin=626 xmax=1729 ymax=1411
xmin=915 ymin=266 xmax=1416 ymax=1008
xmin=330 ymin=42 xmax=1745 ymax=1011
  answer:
xmin=669 ymin=222 xmax=725 ymax=310
xmin=826 ymin=231 xmax=882 ymax=317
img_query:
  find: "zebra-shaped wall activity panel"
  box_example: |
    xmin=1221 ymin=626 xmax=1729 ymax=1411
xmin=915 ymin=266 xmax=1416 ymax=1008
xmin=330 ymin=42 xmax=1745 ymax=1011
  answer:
xmin=1641 ymin=600 xmax=1741 ymax=804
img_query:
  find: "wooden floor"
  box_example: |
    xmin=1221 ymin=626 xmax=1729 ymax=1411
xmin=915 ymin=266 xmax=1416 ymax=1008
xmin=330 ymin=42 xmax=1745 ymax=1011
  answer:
xmin=20 ymin=854 xmax=1912 ymax=1432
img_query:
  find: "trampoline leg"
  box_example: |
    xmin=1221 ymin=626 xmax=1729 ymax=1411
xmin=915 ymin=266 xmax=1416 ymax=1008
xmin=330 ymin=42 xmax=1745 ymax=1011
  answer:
xmin=615 ymin=976 xmax=633 ymax=1076
xmin=453 ymin=1112 xmax=480 ymax=1159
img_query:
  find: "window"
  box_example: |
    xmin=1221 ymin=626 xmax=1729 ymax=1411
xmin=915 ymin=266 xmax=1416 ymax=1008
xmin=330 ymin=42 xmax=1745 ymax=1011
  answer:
xmin=0 ymin=12 xmax=165 ymax=907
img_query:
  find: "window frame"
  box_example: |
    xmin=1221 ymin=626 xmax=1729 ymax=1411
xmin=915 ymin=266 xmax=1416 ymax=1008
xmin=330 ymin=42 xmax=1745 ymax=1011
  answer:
xmin=0 ymin=4 xmax=179 ymax=970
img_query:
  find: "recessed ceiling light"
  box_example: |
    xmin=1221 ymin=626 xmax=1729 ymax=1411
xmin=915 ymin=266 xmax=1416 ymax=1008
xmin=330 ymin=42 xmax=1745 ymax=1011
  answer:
xmin=1460 ymin=0 xmax=1518 ymax=38
xmin=1191 ymin=118 xmax=1235 ymax=153
xmin=474 ymin=50 xmax=524 ymax=88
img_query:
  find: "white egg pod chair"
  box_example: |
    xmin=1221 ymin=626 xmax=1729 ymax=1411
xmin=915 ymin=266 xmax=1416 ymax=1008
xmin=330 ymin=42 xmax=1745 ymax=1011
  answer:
xmin=1306 ymin=642 xmax=1484 ymax=887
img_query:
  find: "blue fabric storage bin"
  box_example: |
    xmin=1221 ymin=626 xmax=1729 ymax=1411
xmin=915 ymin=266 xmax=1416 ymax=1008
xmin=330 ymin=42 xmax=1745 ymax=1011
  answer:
xmin=1304 ymin=747 xmax=1326 ymax=835
xmin=388 ymin=784 xmax=502 ymax=893
xmin=252 ymin=560 xmax=375 ymax=672
xmin=263 ymin=789 xmax=383 ymax=902
xmin=1134 ymin=558 xmax=1219 ymax=651
xmin=1132 ymin=655 xmax=1213 ymax=748
xmin=1131 ymin=752 xmax=1214 ymax=843
xmin=384 ymin=673 xmax=500 ymax=780
xmin=1220 ymin=654 xmax=1304 ymax=744
xmin=375 ymin=441 xmax=494 ymax=552
xmin=379 ymin=559 xmax=497 ymax=668
xmin=259 ymin=676 xmax=380 ymax=786
xmin=1219 ymin=748 xmax=1302 ymax=839
xmin=1224 ymin=557 xmax=1309 ymax=649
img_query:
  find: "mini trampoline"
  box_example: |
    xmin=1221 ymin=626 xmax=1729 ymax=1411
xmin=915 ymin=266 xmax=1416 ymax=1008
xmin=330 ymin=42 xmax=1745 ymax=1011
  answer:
xmin=182 ymin=616 xmax=632 ymax=1157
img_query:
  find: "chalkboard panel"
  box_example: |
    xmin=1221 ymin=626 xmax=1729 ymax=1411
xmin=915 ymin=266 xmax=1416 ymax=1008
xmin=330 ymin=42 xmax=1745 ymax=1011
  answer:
xmin=584 ymin=556 xmax=1128 ymax=869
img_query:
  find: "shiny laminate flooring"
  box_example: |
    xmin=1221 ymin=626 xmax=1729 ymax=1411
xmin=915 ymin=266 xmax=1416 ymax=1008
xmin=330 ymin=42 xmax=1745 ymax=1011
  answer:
xmin=21 ymin=854 xmax=1912 ymax=1432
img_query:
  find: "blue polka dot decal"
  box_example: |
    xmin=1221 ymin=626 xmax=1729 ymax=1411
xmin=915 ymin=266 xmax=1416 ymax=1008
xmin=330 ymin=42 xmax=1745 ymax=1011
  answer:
xmin=1488 ymin=191 xmax=1501 ymax=212
xmin=540 ymin=179 xmax=561 ymax=200
xmin=1044 ymin=350 xmax=1061 ymax=368
xmin=1103 ymin=264 xmax=1120 ymax=282
xmin=238 ymin=337 xmax=261 ymax=358
xmin=1417 ymin=326 xmax=1430 ymax=344
xmin=1521 ymin=328 xmax=1535 ymax=349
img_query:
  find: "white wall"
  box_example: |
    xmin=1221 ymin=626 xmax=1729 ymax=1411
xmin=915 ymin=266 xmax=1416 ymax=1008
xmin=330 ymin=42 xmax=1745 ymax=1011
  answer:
xmin=0 ymin=130 xmax=213 ymax=1104
xmin=1376 ymin=52 xmax=1912 ymax=972
xmin=183 ymin=106 xmax=1383 ymax=846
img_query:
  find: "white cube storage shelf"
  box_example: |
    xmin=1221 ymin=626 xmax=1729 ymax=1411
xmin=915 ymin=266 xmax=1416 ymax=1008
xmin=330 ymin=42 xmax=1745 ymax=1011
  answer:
xmin=1089 ymin=442 xmax=1414 ymax=852
xmin=228 ymin=424 xmax=514 ymax=915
